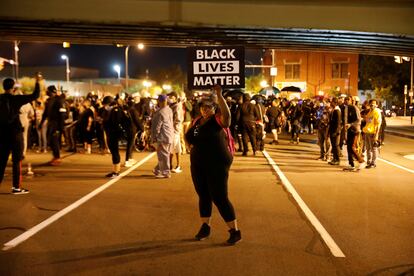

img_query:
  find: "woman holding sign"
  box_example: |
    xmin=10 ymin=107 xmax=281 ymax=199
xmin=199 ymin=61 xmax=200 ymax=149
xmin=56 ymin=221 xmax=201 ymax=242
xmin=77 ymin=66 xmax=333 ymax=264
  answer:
xmin=185 ymin=85 xmax=241 ymax=245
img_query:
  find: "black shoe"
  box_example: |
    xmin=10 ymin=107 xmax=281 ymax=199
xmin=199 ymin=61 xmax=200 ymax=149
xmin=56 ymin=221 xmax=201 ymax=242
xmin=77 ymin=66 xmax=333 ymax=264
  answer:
xmin=366 ymin=163 xmax=377 ymax=169
xmin=242 ymin=152 xmax=248 ymax=156
xmin=105 ymin=172 xmax=119 ymax=178
xmin=195 ymin=223 xmax=210 ymax=240
xmin=328 ymin=160 xmax=340 ymax=165
xmin=227 ymin=229 xmax=242 ymax=245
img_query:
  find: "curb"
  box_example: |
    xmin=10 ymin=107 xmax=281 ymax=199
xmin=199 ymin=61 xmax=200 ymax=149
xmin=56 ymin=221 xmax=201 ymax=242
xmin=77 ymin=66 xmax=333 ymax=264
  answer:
xmin=385 ymin=130 xmax=414 ymax=140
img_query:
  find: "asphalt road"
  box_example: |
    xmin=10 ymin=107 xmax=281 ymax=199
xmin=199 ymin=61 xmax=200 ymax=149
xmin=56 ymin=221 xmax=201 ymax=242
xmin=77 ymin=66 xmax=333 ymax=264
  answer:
xmin=0 ymin=129 xmax=413 ymax=275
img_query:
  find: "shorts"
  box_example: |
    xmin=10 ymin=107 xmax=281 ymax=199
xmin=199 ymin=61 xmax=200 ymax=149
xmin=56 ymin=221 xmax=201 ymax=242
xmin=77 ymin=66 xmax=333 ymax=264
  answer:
xmin=171 ymin=133 xmax=181 ymax=154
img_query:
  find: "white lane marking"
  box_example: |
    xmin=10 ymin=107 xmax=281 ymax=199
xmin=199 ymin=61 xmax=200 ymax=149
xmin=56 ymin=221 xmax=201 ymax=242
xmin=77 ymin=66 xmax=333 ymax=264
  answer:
xmin=378 ymin=158 xmax=414 ymax=173
xmin=262 ymin=150 xmax=346 ymax=258
xmin=3 ymin=152 xmax=156 ymax=251
xmin=403 ymin=154 xmax=414 ymax=161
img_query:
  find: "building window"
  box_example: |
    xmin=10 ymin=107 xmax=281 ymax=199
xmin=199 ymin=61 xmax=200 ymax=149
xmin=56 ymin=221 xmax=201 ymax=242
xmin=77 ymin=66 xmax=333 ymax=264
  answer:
xmin=332 ymin=63 xmax=349 ymax=79
xmin=285 ymin=64 xmax=300 ymax=79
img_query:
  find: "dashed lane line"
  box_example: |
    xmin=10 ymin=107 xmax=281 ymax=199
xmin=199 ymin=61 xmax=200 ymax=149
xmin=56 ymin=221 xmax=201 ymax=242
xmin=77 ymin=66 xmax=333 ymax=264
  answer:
xmin=262 ymin=150 xmax=346 ymax=258
xmin=2 ymin=152 xmax=156 ymax=251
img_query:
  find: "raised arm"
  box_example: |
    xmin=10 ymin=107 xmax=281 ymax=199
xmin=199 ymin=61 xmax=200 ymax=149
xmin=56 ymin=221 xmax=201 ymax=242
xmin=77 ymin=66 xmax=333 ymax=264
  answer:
xmin=212 ymin=85 xmax=231 ymax=128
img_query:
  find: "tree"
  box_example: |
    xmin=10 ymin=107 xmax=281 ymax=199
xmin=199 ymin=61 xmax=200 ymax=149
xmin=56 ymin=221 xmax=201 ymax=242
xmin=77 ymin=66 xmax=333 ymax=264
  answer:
xmin=245 ymin=74 xmax=265 ymax=94
xmin=359 ymin=55 xmax=410 ymax=105
xmin=152 ymin=65 xmax=186 ymax=94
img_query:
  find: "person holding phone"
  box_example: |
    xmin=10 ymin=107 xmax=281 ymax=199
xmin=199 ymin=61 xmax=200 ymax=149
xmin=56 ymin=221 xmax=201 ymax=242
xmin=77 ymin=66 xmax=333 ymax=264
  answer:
xmin=185 ymin=85 xmax=241 ymax=245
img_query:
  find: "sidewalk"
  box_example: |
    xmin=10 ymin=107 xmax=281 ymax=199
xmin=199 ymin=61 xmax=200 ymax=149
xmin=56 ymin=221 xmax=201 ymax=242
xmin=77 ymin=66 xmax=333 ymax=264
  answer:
xmin=384 ymin=116 xmax=414 ymax=139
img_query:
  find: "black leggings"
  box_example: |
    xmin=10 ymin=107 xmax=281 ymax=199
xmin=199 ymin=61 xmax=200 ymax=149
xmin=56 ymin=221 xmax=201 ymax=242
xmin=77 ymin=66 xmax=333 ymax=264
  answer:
xmin=190 ymin=159 xmax=235 ymax=222
xmin=107 ymin=133 xmax=120 ymax=165
xmin=0 ymin=131 xmax=23 ymax=189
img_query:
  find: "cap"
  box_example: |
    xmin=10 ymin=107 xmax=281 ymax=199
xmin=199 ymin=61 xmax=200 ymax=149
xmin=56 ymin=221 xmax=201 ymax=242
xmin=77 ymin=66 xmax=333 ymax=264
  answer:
xmin=167 ymin=91 xmax=178 ymax=98
xmin=158 ymin=94 xmax=168 ymax=102
xmin=47 ymin=85 xmax=57 ymax=93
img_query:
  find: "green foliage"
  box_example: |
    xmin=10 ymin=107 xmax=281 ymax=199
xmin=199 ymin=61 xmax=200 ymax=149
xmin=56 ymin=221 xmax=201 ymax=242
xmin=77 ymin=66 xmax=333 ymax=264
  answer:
xmin=359 ymin=55 xmax=410 ymax=105
xmin=245 ymin=74 xmax=265 ymax=94
xmin=152 ymin=65 xmax=186 ymax=93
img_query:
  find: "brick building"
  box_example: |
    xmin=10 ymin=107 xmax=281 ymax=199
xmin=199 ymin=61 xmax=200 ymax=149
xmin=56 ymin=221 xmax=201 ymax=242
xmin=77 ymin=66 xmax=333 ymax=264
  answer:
xmin=262 ymin=50 xmax=358 ymax=99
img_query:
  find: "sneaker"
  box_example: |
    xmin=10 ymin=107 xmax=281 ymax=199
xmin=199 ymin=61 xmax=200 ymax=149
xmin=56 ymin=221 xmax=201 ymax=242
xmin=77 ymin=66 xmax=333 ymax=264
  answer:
xmin=49 ymin=158 xmax=62 ymax=166
xmin=328 ymin=160 xmax=340 ymax=165
xmin=105 ymin=172 xmax=119 ymax=178
xmin=124 ymin=159 xmax=136 ymax=168
xmin=358 ymin=162 xmax=366 ymax=170
xmin=366 ymin=163 xmax=377 ymax=169
xmin=12 ymin=188 xmax=29 ymax=195
xmin=155 ymin=173 xmax=171 ymax=179
xmin=343 ymin=165 xmax=355 ymax=171
xmin=172 ymin=166 xmax=182 ymax=173
xmin=227 ymin=229 xmax=242 ymax=245
xmin=195 ymin=223 xmax=211 ymax=240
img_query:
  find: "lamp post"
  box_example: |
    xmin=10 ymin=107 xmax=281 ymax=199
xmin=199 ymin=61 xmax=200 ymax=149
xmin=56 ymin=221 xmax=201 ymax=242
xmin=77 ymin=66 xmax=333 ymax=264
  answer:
xmin=395 ymin=56 xmax=413 ymax=116
xmin=61 ymin=55 xmax=70 ymax=87
xmin=14 ymin=41 xmax=20 ymax=81
xmin=121 ymin=43 xmax=145 ymax=91
xmin=113 ymin=64 xmax=121 ymax=81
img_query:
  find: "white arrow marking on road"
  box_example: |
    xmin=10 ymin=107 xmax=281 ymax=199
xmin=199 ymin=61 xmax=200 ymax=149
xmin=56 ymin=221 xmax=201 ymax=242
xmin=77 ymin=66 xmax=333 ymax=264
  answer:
xmin=262 ymin=150 xmax=346 ymax=258
xmin=2 ymin=152 xmax=156 ymax=251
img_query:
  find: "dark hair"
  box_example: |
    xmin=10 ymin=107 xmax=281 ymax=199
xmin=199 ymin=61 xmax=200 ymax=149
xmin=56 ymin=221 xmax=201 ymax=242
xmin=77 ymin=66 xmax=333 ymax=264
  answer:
xmin=3 ymin=78 xmax=15 ymax=90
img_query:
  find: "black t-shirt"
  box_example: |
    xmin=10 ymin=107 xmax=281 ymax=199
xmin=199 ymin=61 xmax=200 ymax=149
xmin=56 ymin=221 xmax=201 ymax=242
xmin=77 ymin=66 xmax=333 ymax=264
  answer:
xmin=186 ymin=115 xmax=232 ymax=168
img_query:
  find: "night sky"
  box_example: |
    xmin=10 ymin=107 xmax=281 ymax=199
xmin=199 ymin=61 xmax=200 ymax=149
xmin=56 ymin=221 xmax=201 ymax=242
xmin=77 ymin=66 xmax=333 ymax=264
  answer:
xmin=0 ymin=41 xmax=262 ymax=79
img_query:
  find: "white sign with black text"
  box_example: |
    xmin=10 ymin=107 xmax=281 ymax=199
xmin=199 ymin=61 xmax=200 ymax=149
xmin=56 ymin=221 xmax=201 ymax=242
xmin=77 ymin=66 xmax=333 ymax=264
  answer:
xmin=187 ymin=46 xmax=245 ymax=89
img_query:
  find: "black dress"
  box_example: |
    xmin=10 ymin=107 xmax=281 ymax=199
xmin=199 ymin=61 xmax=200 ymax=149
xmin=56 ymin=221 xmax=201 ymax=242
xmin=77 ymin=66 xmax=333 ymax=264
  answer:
xmin=185 ymin=115 xmax=235 ymax=222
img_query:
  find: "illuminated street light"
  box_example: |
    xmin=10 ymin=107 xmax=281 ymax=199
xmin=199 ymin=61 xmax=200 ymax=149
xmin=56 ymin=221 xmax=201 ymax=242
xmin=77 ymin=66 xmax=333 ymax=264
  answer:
xmin=162 ymin=84 xmax=172 ymax=91
xmin=123 ymin=43 xmax=145 ymax=91
xmin=61 ymin=54 xmax=70 ymax=84
xmin=113 ymin=64 xmax=121 ymax=80
xmin=143 ymin=80 xmax=152 ymax=88
xmin=260 ymin=80 xmax=268 ymax=88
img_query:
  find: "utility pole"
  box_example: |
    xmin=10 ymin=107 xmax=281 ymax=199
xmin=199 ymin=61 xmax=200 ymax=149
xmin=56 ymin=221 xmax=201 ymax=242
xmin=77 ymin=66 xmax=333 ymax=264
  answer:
xmin=14 ymin=41 xmax=20 ymax=81
xmin=125 ymin=45 xmax=129 ymax=91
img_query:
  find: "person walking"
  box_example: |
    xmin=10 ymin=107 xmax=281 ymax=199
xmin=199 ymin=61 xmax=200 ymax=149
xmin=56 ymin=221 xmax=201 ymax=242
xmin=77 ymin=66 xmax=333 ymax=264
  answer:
xmin=40 ymin=85 xmax=67 ymax=165
xmin=0 ymin=74 xmax=41 ymax=194
xmin=185 ymin=85 xmax=241 ymax=245
xmin=362 ymin=99 xmax=382 ymax=169
xmin=328 ymin=97 xmax=342 ymax=165
xmin=343 ymin=96 xmax=365 ymax=170
xmin=237 ymin=93 xmax=259 ymax=156
xmin=151 ymin=94 xmax=174 ymax=178
xmin=266 ymin=98 xmax=283 ymax=145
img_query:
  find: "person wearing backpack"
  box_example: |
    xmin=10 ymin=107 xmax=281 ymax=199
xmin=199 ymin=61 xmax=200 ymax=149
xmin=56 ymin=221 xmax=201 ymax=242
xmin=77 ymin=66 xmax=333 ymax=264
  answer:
xmin=185 ymin=85 xmax=241 ymax=245
xmin=0 ymin=74 xmax=41 ymax=194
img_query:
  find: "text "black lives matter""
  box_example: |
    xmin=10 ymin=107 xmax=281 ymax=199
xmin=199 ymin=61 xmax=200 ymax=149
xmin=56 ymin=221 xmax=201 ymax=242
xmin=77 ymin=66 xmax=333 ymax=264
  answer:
xmin=187 ymin=46 xmax=245 ymax=89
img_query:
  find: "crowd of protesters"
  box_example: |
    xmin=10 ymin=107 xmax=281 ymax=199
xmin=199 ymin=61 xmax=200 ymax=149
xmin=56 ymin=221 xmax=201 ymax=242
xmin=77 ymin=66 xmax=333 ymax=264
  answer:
xmin=7 ymin=78 xmax=387 ymax=185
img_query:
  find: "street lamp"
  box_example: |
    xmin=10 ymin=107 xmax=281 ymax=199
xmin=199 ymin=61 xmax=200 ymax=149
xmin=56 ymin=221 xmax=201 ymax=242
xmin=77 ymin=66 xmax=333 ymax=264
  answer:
xmin=14 ymin=41 xmax=19 ymax=81
xmin=113 ymin=64 xmax=121 ymax=81
xmin=121 ymin=43 xmax=145 ymax=91
xmin=61 ymin=55 xmax=70 ymax=88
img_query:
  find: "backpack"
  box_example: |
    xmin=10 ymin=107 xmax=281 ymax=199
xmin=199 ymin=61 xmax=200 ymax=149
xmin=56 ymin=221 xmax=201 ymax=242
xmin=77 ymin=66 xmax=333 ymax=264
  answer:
xmin=192 ymin=115 xmax=235 ymax=156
